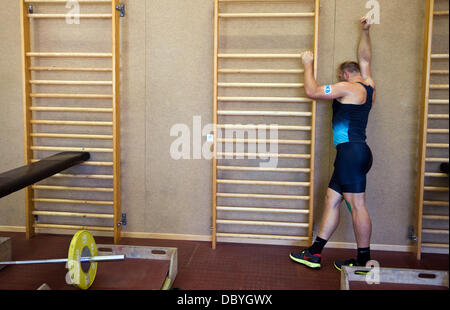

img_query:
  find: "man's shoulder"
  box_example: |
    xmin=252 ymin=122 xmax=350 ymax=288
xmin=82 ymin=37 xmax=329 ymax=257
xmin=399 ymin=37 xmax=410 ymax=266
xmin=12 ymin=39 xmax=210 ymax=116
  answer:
xmin=333 ymin=81 xmax=354 ymax=89
xmin=363 ymin=77 xmax=376 ymax=89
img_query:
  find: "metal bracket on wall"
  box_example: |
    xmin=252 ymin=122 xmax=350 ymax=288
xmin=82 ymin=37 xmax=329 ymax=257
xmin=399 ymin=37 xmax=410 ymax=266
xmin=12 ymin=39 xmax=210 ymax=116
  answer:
xmin=117 ymin=213 xmax=127 ymax=227
xmin=116 ymin=4 xmax=125 ymax=17
xmin=408 ymin=226 xmax=418 ymax=242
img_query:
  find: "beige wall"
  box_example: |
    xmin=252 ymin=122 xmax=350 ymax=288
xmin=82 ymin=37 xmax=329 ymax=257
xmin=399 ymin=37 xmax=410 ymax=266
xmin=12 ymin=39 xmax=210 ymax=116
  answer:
xmin=0 ymin=0 xmax=448 ymax=249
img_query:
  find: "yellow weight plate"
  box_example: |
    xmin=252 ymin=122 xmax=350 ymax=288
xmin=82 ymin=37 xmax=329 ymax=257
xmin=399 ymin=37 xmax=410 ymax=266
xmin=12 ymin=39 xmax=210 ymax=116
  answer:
xmin=67 ymin=230 xmax=98 ymax=290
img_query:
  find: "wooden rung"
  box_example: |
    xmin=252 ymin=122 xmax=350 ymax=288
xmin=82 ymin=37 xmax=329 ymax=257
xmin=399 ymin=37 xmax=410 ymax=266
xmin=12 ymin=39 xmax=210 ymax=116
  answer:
xmin=77 ymin=161 xmax=113 ymax=167
xmin=421 ymin=243 xmax=449 ymax=248
xmin=31 ymin=146 xmax=113 ymax=153
xmin=34 ymin=223 xmax=114 ymax=232
xmin=218 ymin=96 xmax=312 ymax=103
xmin=430 ymin=70 xmax=449 ymax=75
xmin=216 ymin=232 xmax=308 ymax=241
xmin=33 ymin=198 xmax=114 ymax=205
xmin=32 ymin=185 xmax=113 ymax=192
xmin=24 ymin=0 xmax=112 ymax=3
xmin=217 ymin=206 xmax=309 ymax=214
xmin=216 ymin=192 xmax=309 ymax=200
xmin=422 ymin=228 xmax=449 ymax=235
xmin=218 ymin=0 xmax=309 ymax=2
xmin=427 ymin=128 xmax=449 ymax=134
xmin=426 ymin=143 xmax=449 ymax=149
xmin=30 ymin=93 xmax=113 ymax=99
xmin=429 ymin=99 xmax=449 ymax=104
xmin=31 ymin=159 xmax=113 ymax=167
xmin=426 ymin=157 xmax=449 ymax=163
xmin=218 ymin=138 xmax=311 ymax=145
xmin=218 ymin=110 xmax=312 ymax=117
xmin=218 ymin=82 xmax=304 ymax=88
xmin=219 ymin=12 xmax=315 ymax=18
xmin=424 ymin=186 xmax=449 ymax=192
xmin=30 ymin=80 xmax=113 ymax=86
xmin=434 ymin=11 xmax=450 ymax=16
xmin=217 ymin=124 xmax=311 ymax=131
xmin=31 ymin=120 xmax=113 ymax=126
xmin=219 ymin=53 xmax=301 ymax=59
xmin=431 ymin=54 xmax=449 ymax=59
xmin=29 ymin=67 xmax=112 ymax=72
xmin=422 ymin=214 xmax=449 ymax=220
xmin=219 ymin=68 xmax=304 ymax=74
xmin=217 ymin=179 xmax=310 ymax=187
xmin=430 ymin=84 xmax=449 ymax=90
xmin=30 ymin=107 xmax=113 ymax=113
xmin=32 ymin=211 xmax=114 ymax=219
xmin=216 ymin=219 xmax=308 ymax=228
xmin=424 ymin=172 xmax=449 ymax=178
xmin=28 ymin=14 xmax=112 ymax=19
xmin=423 ymin=200 xmax=449 ymax=206
xmin=31 ymin=133 xmax=113 ymax=140
xmin=217 ymin=166 xmax=310 ymax=173
xmin=217 ymin=152 xmax=311 ymax=159
xmin=428 ymin=114 xmax=449 ymax=119
xmin=27 ymin=52 xmax=112 ymax=58
xmin=53 ymin=173 xmax=113 ymax=180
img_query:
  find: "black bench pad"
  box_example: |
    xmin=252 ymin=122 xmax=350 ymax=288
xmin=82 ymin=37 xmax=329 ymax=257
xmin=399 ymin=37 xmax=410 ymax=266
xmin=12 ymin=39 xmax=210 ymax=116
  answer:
xmin=0 ymin=152 xmax=90 ymax=199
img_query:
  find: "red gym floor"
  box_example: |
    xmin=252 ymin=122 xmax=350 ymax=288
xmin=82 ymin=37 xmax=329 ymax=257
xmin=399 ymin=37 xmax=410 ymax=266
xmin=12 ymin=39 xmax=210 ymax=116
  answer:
xmin=0 ymin=232 xmax=448 ymax=290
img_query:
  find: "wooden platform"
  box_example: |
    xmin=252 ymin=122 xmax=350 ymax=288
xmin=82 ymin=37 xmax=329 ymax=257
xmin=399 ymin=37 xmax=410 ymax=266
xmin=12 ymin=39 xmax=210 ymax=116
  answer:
xmin=0 ymin=234 xmax=175 ymax=290
xmin=0 ymin=232 xmax=448 ymax=290
xmin=341 ymin=266 xmax=448 ymax=290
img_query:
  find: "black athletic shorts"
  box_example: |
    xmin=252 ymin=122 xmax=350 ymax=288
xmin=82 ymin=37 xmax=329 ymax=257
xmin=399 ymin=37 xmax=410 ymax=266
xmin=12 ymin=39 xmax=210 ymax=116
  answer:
xmin=328 ymin=142 xmax=373 ymax=195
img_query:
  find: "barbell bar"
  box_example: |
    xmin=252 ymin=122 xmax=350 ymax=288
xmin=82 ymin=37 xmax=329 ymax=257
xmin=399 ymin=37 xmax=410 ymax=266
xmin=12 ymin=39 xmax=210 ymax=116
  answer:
xmin=0 ymin=255 xmax=125 ymax=265
xmin=0 ymin=230 xmax=125 ymax=290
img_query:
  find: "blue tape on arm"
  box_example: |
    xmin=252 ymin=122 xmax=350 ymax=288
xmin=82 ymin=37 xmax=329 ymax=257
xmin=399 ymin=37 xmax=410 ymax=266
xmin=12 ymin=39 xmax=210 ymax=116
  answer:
xmin=324 ymin=85 xmax=332 ymax=95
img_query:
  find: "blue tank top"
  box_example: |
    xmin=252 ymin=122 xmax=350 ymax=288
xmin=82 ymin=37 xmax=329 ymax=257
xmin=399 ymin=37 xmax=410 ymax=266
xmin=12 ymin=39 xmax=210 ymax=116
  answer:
xmin=332 ymin=82 xmax=373 ymax=147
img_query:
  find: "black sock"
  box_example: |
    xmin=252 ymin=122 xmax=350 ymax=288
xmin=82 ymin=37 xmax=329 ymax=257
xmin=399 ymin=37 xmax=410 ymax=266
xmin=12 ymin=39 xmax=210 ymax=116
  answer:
xmin=308 ymin=236 xmax=328 ymax=255
xmin=357 ymin=247 xmax=371 ymax=266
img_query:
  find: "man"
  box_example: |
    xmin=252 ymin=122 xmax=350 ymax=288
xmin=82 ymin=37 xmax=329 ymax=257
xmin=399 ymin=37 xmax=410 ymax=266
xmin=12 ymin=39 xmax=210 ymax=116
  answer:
xmin=290 ymin=16 xmax=376 ymax=271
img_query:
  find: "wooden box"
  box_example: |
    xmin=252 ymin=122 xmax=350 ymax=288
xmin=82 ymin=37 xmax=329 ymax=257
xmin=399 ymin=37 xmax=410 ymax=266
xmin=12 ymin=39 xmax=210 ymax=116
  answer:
xmin=341 ymin=266 xmax=449 ymax=290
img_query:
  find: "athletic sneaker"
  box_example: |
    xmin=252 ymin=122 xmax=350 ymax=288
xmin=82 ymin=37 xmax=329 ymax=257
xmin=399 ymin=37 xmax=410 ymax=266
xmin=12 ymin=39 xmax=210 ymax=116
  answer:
xmin=289 ymin=249 xmax=322 ymax=269
xmin=334 ymin=258 xmax=371 ymax=275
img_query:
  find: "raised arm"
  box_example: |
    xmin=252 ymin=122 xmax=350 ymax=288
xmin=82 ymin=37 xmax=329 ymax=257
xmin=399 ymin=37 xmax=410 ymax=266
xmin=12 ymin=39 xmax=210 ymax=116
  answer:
xmin=358 ymin=16 xmax=374 ymax=83
xmin=301 ymin=51 xmax=351 ymax=100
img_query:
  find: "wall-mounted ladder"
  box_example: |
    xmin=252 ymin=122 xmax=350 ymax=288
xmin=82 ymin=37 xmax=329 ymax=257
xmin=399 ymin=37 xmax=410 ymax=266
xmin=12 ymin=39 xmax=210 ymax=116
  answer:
xmin=20 ymin=0 xmax=123 ymax=243
xmin=211 ymin=0 xmax=320 ymax=248
xmin=415 ymin=0 xmax=449 ymax=259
